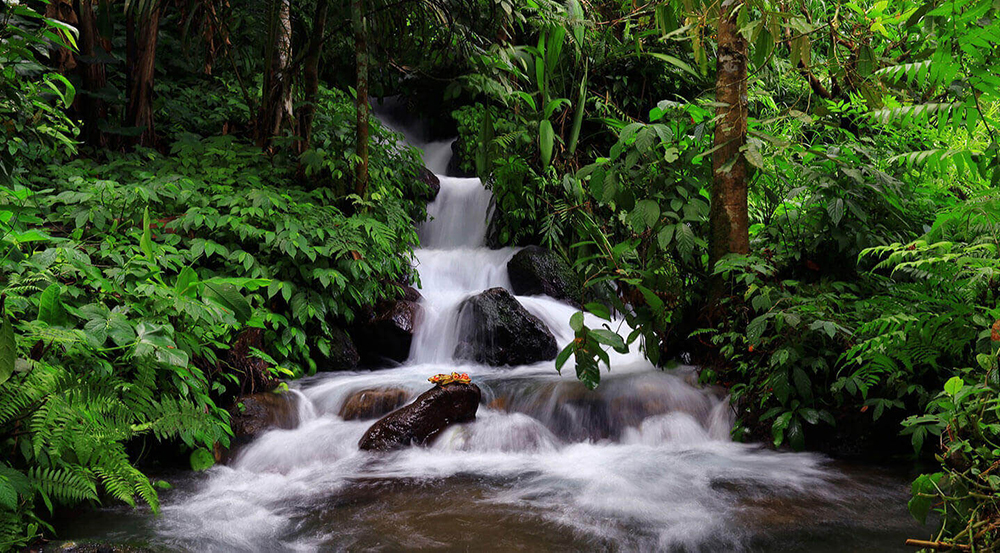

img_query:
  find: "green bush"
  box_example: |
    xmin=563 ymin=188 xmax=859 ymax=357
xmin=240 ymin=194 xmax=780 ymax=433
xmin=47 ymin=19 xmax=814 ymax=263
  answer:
xmin=1 ymin=79 xmax=428 ymax=545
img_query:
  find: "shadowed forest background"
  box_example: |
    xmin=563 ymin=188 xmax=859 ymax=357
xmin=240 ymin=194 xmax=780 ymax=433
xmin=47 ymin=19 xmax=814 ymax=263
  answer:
xmin=1 ymin=0 xmax=999 ymax=550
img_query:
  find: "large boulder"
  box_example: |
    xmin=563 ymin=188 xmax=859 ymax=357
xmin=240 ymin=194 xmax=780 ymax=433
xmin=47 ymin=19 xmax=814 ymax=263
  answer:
xmin=317 ymin=327 xmax=360 ymax=371
xmin=352 ymin=293 xmax=422 ymax=365
xmin=339 ymin=387 xmax=410 ymax=421
xmin=228 ymin=392 xmax=299 ymax=446
xmin=507 ymin=246 xmax=582 ymax=304
xmin=454 ymin=287 xmax=558 ymax=366
xmin=358 ymin=383 xmax=481 ymax=451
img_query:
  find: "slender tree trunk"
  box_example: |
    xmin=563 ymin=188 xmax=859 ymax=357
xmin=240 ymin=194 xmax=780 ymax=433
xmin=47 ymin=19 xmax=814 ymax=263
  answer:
xmin=257 ymin=0 xmax=293 ymax=147
xmin=352 ymin=0 xmax=369 ymax=196
xmin=297 ymin=0 xmax=329 ymax=154
xmin=125 ymin=3 xmax=161 ymax=148
xmin=75 ymin=0 xmax=109 ymax=147
xmin=46 ymin=0 xmax=78 ymax=73
xmin=202 ymin=0 xmax=219 ymax=75
xmin=709 ymin=0 xmax=749 ymax=300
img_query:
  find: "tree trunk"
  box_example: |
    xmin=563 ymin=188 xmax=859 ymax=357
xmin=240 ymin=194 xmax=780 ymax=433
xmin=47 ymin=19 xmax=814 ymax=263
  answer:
xmin=46 ymin=0 xmax=78 ymax=73
xmin=125 ymin=3 xmax=161 ymax=148
xmin=352 ymin=0 xmax=369 ymax=197
xmin=202 ymin=0 xmax=220 ymax=75
xmin=75 ymin=0 xmax=109 ymax=147
xmin=709 ymin=0 xmax=750 ymax=300
xmin=257 ymin=0 xmax=293 ymax=147
xmin=297 ymin=0 xmax=329 ymax=154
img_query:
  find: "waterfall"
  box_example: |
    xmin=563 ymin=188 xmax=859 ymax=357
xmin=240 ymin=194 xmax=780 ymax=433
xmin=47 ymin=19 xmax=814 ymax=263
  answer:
xmin=67 ymin=103 xmax=918 ymax=552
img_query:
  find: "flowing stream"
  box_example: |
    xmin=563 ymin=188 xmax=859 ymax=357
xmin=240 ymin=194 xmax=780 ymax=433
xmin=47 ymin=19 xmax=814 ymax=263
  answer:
xmin=62 ymin=108 xmax=922 ymax=552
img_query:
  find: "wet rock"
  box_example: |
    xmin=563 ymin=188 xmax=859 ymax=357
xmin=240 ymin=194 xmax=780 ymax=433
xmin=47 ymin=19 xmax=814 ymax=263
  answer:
xmin=454 ymin=288 xmax=557 ymax=366
xmin=416 ymin=167 xmax=441 ymax=201
xmin=229 ymin=392 xmax=299 ymax=446
xmin=359 ymin=383 xmax=481 ymax=451
xmin=45 ymin=543 xmax=156 ymax=553
xmin=401 ymin=284 xmax=423 ymax=303
xmin=447 ymin=139 xmax=476 ymax=178
xmin=507 ymin=246 xmax=582 ymax=304
xmin=226 ymin=327 xmax=277 ymax=395
xmin=339 ymin=388 xmax=410 ymax=421
xmin=317 ymin=327 xmax=360 ymax=371
xmin=353 ymin=299 xmax=422 ymax=365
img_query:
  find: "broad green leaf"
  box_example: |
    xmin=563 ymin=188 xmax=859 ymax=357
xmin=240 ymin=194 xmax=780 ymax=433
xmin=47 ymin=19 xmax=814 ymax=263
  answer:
xmin=36 ymin=284 xmax=69 ymax=327
xmin=908 ymin=473 xmax=939 ymax=524
xmin=584 ymin=302 xmax=611 ymax=321
xmin=555 ymin=343 xmax=573 ymax=372
xmin=189 ymin=448 xmax=215 ymax=471
xmin=141 ymin=206 xmax=154 ymax=259
xmin=591 ymin=328 xmax=627 ymax=353
xmin=633 ymin=200 xmax=660 ymax=230
xmin=175 ymin=266 xmax=199 ymax=296
xmin=943 ymin=376 xmax=964 ymax=396
xmin=0 ymin=304 xmax=14 ymax=386
xmin=202 ymin=281 xmax=252 ymax=323
xmin=539 ymin=119 xmax=555 ymax=168
xmin=676 ymin=223 xmax=695 ymax=257
xmin=786 ymin=417 xmax=805 ymax=451
xmin=135 ymin=323 xmax=187 ymax=367
xmin=751 ymin=28 xmax=774 ymax=69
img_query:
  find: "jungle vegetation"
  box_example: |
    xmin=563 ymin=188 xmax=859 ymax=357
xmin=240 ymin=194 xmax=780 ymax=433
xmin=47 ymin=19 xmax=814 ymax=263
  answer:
xmin=1 ymin=0 xmax=998 ymax=550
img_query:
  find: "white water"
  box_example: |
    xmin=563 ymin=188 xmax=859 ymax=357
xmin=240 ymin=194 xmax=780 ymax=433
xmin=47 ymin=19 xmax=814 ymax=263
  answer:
xmin=73 ymin=107 xmax=917 ymax=552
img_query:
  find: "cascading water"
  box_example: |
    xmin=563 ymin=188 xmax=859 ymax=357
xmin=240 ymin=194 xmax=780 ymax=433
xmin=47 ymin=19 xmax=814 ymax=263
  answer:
xmin=63 ymin=107 xmax=920 ymax=552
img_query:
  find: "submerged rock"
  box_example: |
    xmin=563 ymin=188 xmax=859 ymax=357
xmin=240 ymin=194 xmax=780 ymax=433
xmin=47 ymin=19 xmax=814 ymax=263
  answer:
xmin=339 ymin=387 xmax=410 ymax=421
xmin=352 ymin=297 xmax=422 ymax=365
xmin=507 ymin=246 xmax=582 ymax=304
xmin=228 ymin=392 xmax=299 ymax=447
xmin=359 ymin=383 xmax=481 ymax=451
xmin=454 ymin=287 xmax=557 ymax=366
xmin=317 ymin=327 xmax=360 ymax=371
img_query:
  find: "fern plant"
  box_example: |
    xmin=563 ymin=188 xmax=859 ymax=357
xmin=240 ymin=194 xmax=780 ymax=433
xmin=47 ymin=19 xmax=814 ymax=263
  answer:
xmin=871 ymin=0 xmax=999 ymax=187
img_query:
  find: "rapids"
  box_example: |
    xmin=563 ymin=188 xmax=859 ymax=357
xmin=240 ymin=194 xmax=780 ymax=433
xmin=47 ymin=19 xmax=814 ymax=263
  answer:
xmin=61 ymin=105 xmax=921 ymax=552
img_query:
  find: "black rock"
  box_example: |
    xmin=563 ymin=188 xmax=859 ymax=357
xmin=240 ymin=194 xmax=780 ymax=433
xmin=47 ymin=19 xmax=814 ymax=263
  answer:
xmin=507 ymin=246 xmax=582 ymax=304
xmin=228 ymin=392 xmax=299 ymax=447
xmin=358 ymin=383 xmax=481 ymax=451
xmin=340 ymin=387 xmax=410 ymax=421
xmin=353 ymin=299 xmax=422 ymax=365
xmin=447 ymin=139 xmax=476 ymax=178
xmin=416 ymin=166 xmax=440 ymax=201
xmin=454 ymin=287 xmax=558 ymax=366
xmin=317 ymin=326 xmax=360 ymax=371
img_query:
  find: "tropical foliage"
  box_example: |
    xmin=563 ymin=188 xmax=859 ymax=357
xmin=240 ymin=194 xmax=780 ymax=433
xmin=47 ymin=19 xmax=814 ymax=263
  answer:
xmin=2 ymin=0 xmax=1000 ymax=549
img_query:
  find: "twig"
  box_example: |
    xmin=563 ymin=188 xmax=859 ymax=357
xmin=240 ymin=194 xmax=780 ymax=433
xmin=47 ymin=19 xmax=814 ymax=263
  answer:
xmin=904 ymin=538 xmax=971 ymax=551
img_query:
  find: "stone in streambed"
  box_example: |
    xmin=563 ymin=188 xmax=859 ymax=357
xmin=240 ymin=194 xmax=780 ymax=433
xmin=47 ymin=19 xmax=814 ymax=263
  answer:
xmin=316 ymin=326 xmax=360 ymax=371
xmin=358 ymin=383 xmax=481 ymax=451
xmin=416 ymin=166 xmax=441 ymax=201
xmin=506 ymin=246 xmax=582 ymax=304
xmin=228 ymin=392 xmax=299 ymax=448
xmin=339 ymin=387 xmax=410 ymax=421
xmin=352 ymin=290 xmax=423 ymax=365
xmin=454 ymin=287 xmax=558 ymax=366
